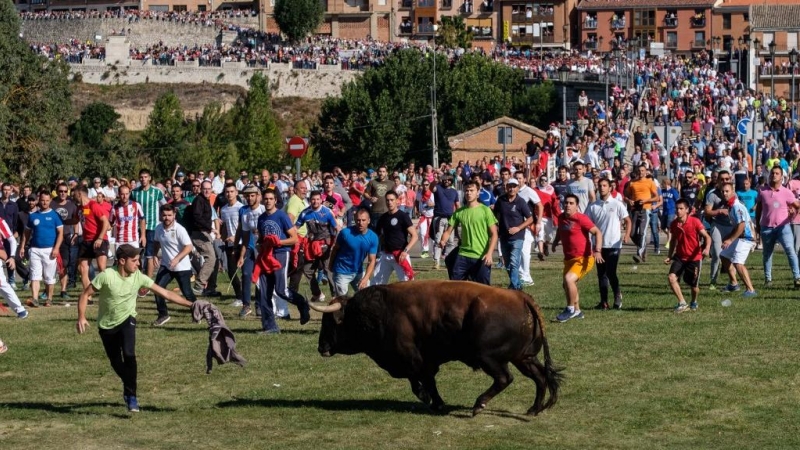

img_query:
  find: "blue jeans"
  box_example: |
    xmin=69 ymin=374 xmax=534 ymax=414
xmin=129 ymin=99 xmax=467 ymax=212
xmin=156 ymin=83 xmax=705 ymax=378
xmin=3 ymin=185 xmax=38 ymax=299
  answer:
xmin=331 ymin=271 xmax=364 ymax=297
xmin=449 ymin=253 xmax=491 ymax=285
xmin=500 ymin=238 xmax=524 ymax=290
xmin=256 ymin=252 xmax=308 ymax=332
xmin=649 ymin=210 xmax=660 ymax=250
xmin=153 ymin=266 xmax=196 ymax=318
xmin=761 ymin=225 xmax=800 ymax=281
xmin=240 ymin=247 xmax=255 ymax=307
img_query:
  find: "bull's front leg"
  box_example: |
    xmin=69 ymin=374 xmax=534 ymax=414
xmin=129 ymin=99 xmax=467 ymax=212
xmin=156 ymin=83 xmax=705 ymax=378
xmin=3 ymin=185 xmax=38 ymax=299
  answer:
xmin=421 ymin=373 xmax=445 ymax=412
xmin=409 ymin=377 xmax=431 ymax=405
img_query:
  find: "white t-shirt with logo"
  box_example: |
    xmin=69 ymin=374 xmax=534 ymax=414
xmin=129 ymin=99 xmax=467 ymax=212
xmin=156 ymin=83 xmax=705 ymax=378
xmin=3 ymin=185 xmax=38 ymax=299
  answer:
xmin=154 ymin=221 xmax=193 ymax=272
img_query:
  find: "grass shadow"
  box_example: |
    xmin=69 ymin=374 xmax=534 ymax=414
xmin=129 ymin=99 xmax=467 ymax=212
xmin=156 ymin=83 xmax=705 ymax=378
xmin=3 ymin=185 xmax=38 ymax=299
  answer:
xmin=216 ymin=397 xmax=464 ymax=416
xmin=0 ymin=401 xmax=176 ymax=418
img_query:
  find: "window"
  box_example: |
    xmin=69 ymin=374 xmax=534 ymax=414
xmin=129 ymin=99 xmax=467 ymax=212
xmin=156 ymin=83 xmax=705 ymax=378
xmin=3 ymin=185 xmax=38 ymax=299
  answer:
xmin=399 ymin=17 xmax=412 ymax=34
xmin=441 ymin=0 xmax=452 ymax=8
xmin=664 ymin=10 xmax=677 ymax=27
xmin=417 ymin=17 xmax=434 ymax=33
xmin=198 ymin=5 xmax=206 ymax=11
xmin=586 ymin=33 xmax=598 ymax=49
xmin=723 ymin=14 xmax=731 ymax=30
xmin=743 ymin=13 xmax=748 ymax=22
xmin=691 ymin=9 xmax=705 ymax=27
xmin=467 ymin=18 xmax=493 ymax=38
xmin=634 ymin=10 xmax=655 ymax=27
xmin=666 ymin=32 xmax=677 ymax=48
xmin=612 ymin=11 xmax=626 ymax=29
xmin=584 ymin=13 xmax=597 ymax=29
xmin=762 ymin=32 xmax=774 ymax=49
xmin=694 ymin=31 xmax=706 ymax=47
xmin=172 ymin=5 xmax=187 ymax=11
xmin=418 ymin=0 xmax=435 ymax=6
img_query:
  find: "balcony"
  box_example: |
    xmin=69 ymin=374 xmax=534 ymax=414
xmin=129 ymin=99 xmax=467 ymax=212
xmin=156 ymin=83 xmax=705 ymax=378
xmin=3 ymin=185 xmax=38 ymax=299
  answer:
xmin=611 ymin=19 xmax=626 ymax=30
xmin=479 ymin=1 xmax=493 ymax=13
xmin=584 ymin=18 xmax=597 ymax=29
xmin=417 ymin=23 xmax=435 ymax=34
xmin=513 ymin=35 xmax=555 ymax=45
xmin=690 ymin=17 xmax=705 ymax=28
xmin=398 ymin=0 xmax=412 ymax=10
xmin=691 ymin=40 xmax=706 ymax=48
xmin=665 ymin=40 xmax=678 ymax=49
xmin=399 ymin=24 xmax=413 ymax=35
xmin=663 ymin=17 xmax=677 ymax=28
xmin=471 ymin=27 xmax=493 ymax=39
xmin=460 ymin=1 xmax=474 ymax=14
xmin=585 ymin=40 xmax=598 ymax=50
xmin=440 ymin=0 xmax=453 ymax=9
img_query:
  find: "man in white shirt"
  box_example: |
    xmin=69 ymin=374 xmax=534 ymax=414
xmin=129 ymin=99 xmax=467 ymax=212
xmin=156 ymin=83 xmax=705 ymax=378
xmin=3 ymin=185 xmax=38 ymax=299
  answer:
xmin=211 ymin=169 xmax=226 ymax=195
xmin=151 ymin=202 xmax=195 ymax=326
xmin=514 ymin=172 xmax=543 ymax=287
xmin=586 ymin=178 xmax=631 ymax=310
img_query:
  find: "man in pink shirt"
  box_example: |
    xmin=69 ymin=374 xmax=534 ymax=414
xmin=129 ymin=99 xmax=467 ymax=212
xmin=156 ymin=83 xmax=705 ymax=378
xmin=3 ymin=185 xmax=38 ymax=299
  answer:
xmin=756 ymin=166 xmax=800 ymax=288
xmin=788 ymin=173 xmax=800 ymax=256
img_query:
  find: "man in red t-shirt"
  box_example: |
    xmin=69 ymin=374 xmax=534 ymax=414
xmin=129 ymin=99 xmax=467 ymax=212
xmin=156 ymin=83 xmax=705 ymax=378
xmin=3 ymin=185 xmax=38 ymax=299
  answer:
xmin=666 ymin=198 xmax=711 ymax=313
xmin=551 ymin=193 xmax=603 ymax=323
xmin=74 ymin=186 xmax=111 ymax=293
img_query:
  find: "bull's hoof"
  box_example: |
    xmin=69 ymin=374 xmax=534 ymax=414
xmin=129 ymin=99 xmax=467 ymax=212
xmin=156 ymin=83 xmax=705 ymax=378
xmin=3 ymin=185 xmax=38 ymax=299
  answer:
xmin=472 ymin=403 xmax=486 ymax=417
xmin=526 ymin=407 xmax=541 ymax=416
xmin=415 ymin=390 xmax=431 ymax=405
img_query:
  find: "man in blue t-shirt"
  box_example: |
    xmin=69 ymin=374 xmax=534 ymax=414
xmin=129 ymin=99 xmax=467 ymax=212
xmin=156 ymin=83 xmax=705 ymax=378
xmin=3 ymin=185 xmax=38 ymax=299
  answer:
xmin=431 ymin=176 xmax=460 ymax=270
xmin=328 ymin=208 xmax=378 ymax=296
xmin=19 ymin=192 xmax=64 ymax=306
xmin=660 ymin=178 xmax=680 ymax=246
xmin=254 ymin=189 xmax=310 ymax=334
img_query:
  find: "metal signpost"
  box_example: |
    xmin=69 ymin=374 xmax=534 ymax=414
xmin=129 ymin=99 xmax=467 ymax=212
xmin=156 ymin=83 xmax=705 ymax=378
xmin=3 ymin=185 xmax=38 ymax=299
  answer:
xmin=286 ymin=136 xmax=308 ymax=180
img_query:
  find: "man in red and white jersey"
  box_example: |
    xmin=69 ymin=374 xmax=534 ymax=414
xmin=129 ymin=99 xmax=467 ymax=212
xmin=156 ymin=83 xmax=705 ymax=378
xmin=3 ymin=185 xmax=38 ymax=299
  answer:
xmin=73 ymin=186 xmax=111 ymax=293
xmin=110 ymin=185 xmax=146 ymax=251
xmin=533 ymin=174 xmax=561 ymax=261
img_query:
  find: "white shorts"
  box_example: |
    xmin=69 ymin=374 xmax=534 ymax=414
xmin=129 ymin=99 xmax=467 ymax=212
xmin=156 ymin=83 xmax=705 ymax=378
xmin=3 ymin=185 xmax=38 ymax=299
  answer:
xmin=30 ymin=247 xmax=58 ymax=284
xmin=719 ymin=238 xmax=754 ymax=265
xmin=536 ymin=217 xmax=556 ymax=243
xmin=115 ymin=241 xmax=140 ymax=251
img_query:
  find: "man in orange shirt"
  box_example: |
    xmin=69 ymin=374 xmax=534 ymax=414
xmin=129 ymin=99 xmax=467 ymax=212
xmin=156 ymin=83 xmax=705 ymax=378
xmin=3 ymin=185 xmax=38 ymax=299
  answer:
xmin=625 ymin=164 xmax=661 ymax=263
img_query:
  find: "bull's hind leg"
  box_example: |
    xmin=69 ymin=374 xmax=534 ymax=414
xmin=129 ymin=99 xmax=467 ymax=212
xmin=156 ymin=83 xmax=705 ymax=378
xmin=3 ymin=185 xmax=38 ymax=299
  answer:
xmin=472 ymin=360 xmax=513 ymax=417
xmin=513 ymin=359 xmax=547 ymax=416
xmin=421 ymin=370 xmax=445 ymax=411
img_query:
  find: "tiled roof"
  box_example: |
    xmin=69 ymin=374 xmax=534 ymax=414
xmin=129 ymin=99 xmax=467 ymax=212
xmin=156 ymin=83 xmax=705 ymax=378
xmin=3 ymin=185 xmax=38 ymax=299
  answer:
xmin=718 ymin=0 xmax=800 ymax=8
xmin=577 ymin=0 xmax=717 ymax=10
xmin=448 ymin=116 xmax=546 ymax=146
xmin=750 ymin=4 xmax=800 ymax=30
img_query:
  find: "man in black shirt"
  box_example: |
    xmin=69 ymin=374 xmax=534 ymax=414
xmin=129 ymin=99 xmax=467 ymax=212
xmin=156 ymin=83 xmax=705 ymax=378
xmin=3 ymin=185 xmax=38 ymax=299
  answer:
xmin=371 ymin=191 xmax=418 ymax=285
xmin=431 ymin=175 xmax=460 ymax=270
xmin=551 ymin=165 xmax=571 ymax=209
xmin=494 ymin=179 xmax=533 ymax=290
xmin=189 ymin=181 xmax=217 ymax=296
xmin=678 ymin=170 xmax=701 ymax=211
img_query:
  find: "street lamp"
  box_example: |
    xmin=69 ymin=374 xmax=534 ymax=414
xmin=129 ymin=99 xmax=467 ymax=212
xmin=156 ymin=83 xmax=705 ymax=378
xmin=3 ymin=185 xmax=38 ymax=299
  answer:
xmin=603 ymin=53 xmax=611 ymax=103
xmin=743 ymin=36 xmax=751 ymax=88
xmin=769 ymin=39 xmax=776 ymax=98
xmin=431 ymin=25 xmax=439 ymax=168
xmin=754 ymin=38 xmax=761 ymax=92
xmin=558 ymin=63 xmax=571 ymax=164
xmin=790 ymin=48 xmax=798 ymax=114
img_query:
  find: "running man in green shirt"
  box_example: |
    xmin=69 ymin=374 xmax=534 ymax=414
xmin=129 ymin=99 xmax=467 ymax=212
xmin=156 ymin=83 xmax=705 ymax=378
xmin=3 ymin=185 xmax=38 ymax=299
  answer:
xmin=76 ymin=244 xmax=192 ymax=413
xmin=438 ymin=180 xmax=498 ymax=285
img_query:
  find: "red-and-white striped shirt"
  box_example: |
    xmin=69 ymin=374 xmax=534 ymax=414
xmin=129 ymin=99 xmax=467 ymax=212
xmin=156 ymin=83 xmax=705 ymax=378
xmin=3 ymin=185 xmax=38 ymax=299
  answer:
xmin=0 ymin=217 xmax=12 ymax=241
xmin=110 ymin=200 xmax=144 ymax=244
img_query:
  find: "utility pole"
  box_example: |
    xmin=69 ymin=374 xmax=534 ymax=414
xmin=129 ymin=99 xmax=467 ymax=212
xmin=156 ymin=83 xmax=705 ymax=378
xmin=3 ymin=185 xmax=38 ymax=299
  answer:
xmin=431 ymin=37 xmax=439 ymax=169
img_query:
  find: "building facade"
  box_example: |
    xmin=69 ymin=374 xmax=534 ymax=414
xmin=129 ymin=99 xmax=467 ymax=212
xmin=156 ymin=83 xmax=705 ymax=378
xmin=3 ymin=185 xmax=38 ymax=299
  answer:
xmin=748 ymin=3 xmax=800 ymax=100
xmin=576 ymin=0 xmax=716 ymax=55
xmin=497 ymin=0 xmax=575 ymax=49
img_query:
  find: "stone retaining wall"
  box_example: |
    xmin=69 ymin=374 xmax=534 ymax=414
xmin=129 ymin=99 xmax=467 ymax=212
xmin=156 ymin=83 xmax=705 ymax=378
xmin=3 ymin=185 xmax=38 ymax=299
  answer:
xmin=70 ymin=62 xmax=358 ymax=99
xmin=20 ymin=16 xmax=258 ymax=47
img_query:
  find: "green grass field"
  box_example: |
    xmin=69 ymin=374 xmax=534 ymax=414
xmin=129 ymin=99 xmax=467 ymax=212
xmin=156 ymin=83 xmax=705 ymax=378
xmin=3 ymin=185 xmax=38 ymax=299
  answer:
xmin=1 ymin=251 xmax=799 ymax=449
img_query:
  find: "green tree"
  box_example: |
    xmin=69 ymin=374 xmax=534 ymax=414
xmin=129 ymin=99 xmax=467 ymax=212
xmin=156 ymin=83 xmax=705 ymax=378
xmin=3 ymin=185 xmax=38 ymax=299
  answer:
xmin=185 ymin=102 xmax=241 ymax=173
xmin=274 ymin=0 xmax=324 ymax=43
xmin=0 ymin=0 xmax=72 ymax=183
xmin=232 ymin=73 xmax=283 ymax=171
xmin=69 ymin=102 xmax=121 ymax=148
xmin=141 ymin=91 xmax=187 ymax=177
xmin=315 ymin=49 xmax=556 ymax=170
xmin=436 ymin=16 xmax=473 ymax=49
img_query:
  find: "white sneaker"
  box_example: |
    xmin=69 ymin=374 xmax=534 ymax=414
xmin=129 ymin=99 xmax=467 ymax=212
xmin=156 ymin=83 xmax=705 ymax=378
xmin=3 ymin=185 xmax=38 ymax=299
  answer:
xmin=231 ymin=299 xmax=243 ymax=307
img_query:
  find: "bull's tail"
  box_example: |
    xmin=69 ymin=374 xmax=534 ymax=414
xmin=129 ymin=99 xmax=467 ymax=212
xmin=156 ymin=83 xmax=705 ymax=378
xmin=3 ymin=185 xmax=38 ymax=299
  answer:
xmin=524 ymin=296 xmax=563 ymax=412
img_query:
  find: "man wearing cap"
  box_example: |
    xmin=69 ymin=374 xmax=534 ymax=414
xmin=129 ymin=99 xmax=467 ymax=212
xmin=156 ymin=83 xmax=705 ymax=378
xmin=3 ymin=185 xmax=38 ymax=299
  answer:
xmin=494 ymin=178 xmax=533 ymax=290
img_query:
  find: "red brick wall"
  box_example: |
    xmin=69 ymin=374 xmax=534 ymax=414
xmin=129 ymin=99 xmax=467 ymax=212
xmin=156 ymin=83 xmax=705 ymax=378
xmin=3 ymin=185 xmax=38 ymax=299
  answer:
xmin=450 ymin=126 xmax=540 ymax=164
xmin=339 ymin=16 xmax=370 ymax=40
xmin=377 ymin=15 xmax=390 ymax=42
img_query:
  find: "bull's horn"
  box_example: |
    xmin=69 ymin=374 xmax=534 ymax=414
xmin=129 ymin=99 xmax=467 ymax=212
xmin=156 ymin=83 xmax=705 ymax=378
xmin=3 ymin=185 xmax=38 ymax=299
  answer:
xmin=308 ymin=302 xmax=342 ymax=313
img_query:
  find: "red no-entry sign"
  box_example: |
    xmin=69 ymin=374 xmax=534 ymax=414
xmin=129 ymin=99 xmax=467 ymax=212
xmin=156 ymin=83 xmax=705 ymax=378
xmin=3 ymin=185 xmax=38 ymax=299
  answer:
xmin=287 ymin=136 xmax=308 ymax=158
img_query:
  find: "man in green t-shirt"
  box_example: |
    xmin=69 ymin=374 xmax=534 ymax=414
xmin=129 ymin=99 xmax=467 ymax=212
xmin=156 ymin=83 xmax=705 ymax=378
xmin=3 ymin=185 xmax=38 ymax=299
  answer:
xmin=438 ymin=180 xmax=498 ymax=285
xmin=76 ymin=244 xmax=193 ymax=413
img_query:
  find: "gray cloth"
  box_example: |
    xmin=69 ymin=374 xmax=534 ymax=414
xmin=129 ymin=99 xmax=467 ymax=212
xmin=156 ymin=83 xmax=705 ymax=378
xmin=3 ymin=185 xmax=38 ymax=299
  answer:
xmin=191 ymin=300 xmax=247 ymax=373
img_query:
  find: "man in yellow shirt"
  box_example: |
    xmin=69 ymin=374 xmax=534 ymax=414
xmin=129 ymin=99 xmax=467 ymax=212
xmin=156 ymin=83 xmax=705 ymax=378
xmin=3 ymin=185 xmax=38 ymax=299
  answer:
xmin=625 ymin=165 xmax=661 ymax=263
xmin=76 ymin=245 xmax=193 ymax=413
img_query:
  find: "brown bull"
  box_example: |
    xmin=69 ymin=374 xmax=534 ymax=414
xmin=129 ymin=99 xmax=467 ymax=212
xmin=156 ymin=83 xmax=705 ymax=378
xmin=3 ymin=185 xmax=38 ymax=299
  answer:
xmin=310 ymin=280 xmax=562 ymax=416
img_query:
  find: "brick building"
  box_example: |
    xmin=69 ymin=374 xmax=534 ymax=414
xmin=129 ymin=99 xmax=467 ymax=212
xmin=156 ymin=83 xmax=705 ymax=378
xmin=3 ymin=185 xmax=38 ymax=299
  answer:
xmin=497 ymin=0 xmax=576 ymax=49
xmin=447 ymin=116 xmax=546 ymax=163
xmin=748 ymin=3 xmax=800 ymax=100
xmin=576 ymin=0 xmax=715 ymax=55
